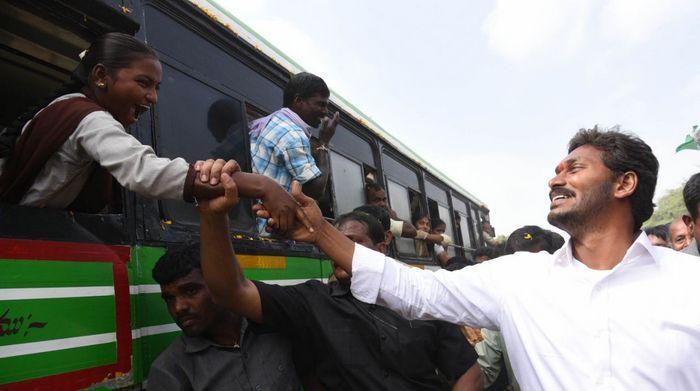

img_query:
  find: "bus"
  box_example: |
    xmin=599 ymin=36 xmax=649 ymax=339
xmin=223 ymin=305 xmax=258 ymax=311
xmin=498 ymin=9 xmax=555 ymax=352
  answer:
xmin=0 ymin=0 xmax=490 ymax=388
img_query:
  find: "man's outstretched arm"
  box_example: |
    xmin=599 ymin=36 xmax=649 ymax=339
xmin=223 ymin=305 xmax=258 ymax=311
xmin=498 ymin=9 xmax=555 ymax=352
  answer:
xmin=198 ymin=173 xmax=264 ymax=323
xmin=260 ymin=182 xmax=503 ymax=328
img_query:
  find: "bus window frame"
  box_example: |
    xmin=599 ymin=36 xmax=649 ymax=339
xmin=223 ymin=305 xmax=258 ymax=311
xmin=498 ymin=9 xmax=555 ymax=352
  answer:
xmin=328 ymin=148 xmax=372 ymax=217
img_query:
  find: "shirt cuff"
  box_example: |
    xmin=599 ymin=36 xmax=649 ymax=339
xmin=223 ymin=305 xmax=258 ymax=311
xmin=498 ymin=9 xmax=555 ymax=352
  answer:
xmin=390 ymin=219 xmax=404 ymax=236
xmin=350 ymin=243 xmax=387 ymax=304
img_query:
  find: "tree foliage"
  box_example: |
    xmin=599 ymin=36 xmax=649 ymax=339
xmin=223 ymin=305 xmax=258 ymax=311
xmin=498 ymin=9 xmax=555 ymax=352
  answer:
xmin=643 ymin=184 xmax=688 ymax=228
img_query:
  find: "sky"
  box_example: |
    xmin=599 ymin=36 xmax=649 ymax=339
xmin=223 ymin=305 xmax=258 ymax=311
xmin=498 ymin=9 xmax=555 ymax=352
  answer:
xmin=216 ymin=0 xmax=700 ymax=236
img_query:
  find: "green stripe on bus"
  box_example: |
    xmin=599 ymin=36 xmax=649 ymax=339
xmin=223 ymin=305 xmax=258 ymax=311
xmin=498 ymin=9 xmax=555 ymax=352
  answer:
xmin=321 ymin=259 xmax=333 ymax=277
xmin=244 ymin=257 xmax=324 ymax=280
xmin=130 ymin=246 xmax=165 ymax=285
xmin=0 ymin=296 xmax=115 ymax=346
xmin=0 ymin=260 xmax=113 ymax=288
xmin=0 ymin=342 xmax=116 ymax=385
xmin=134 ymin=293 xmax=172 ymax=328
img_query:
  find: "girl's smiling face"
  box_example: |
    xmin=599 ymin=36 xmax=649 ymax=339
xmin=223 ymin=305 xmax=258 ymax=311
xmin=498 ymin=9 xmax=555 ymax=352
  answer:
xmin=94 ymin=56 xmax=162 ymax=127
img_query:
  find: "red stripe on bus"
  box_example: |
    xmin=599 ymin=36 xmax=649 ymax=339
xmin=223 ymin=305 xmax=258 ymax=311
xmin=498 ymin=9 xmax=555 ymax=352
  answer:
xmin=0 ymin=239 xmax=130 ymax=262
xmin=112 ymin=255 xmax=132 ymax=373
xmin=0 ymin=238 xmax=134 ymax=388
xmin=0 ymin=363 xmax=121 ymax=390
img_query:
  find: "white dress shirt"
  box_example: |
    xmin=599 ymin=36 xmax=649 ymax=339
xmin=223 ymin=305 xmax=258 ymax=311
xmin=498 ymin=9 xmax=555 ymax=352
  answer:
xmin=351 ymin=233 xmax=700 ymax=390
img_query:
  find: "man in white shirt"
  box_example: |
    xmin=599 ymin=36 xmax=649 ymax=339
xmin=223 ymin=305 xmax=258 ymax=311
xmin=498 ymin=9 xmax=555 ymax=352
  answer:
xmin=260 ymin=127 xmax=700 ymax=390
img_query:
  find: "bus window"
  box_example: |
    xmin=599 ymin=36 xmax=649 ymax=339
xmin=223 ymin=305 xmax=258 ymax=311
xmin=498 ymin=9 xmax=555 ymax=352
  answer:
xmin=387 ymin=179 xmax=418 ymax=256
xmin=245 ymin=102 xmax=268 ymax=123
xmin=457 ymin=212 xmax=473 ymax=249
xmin=154 ymin=64 xmax=253 ymax=231
xmin=470 ymin=205 xmax=482 ymax=246
xmin=330 ymin=151 xmax=365 ymax=215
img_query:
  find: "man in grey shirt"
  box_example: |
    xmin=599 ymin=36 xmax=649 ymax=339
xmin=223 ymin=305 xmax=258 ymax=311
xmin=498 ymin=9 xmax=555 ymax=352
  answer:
xmin=148 ymin=244 xmax=300 ymax=391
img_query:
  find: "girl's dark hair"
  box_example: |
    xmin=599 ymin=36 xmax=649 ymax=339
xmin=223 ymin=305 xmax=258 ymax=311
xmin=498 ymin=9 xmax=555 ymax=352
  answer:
xmin=0 ymin=33 xmax=157 ymax=157
xmin=412 ymin=212 xmax=430 ymax=226
xmin=72 ymin=32 xmax=158 ymax=86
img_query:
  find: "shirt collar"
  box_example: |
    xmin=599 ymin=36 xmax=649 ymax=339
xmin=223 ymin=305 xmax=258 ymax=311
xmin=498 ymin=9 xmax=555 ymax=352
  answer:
xmin=182 ymin=318 xmax=248 ymax=354
xmin=553 ymin=231 xmax=659 ymax=267
xmin=329 ymin=280 xmax=351 ymax=297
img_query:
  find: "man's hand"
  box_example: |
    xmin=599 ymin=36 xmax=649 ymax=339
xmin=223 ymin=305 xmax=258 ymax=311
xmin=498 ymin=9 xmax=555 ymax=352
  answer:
xmin=194 ymin=159 xmax=240 ymax=185
xmin=198 ymin=173 xmax=239 ymax=215
xmin=254 ymin=181 xmax=324 ymax=243
xmin=258 ymin=179 xmax=313 ymax=232
xmin=318 ymin=112 xmax=340 ymax=146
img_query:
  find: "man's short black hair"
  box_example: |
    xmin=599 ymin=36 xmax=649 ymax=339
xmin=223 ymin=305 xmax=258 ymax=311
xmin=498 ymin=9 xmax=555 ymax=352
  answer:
xmin=644 ymin=224 xmax=669 ymax=242
xmin=336 ymin=211 xmax=385 ymax=245
xmin=354 ymin=204 xmax=390 ymax=231
xmin=473 ymin=246 xmax=491 ymax=258
xmin=505 ymin=225 xmax=550 ymax=255
xmin=283 ymin=72 xmax=330 ymax=107
xmin=444 ymin=256 xmax=474 ymax=271
xmin=366 ymin=182 xmax=385 ymax=194
xmin=431 ymin=218 xmax=446 ymax=229
xmin=568 ymin=126 xmax=659 ymax=231
xmin=545 ymin=230 xmax=566 ymax=253
xmin=683 ymin=173 xmax=700 ymax=220
xmin=152 ymin=243 xmax=201 ymax=286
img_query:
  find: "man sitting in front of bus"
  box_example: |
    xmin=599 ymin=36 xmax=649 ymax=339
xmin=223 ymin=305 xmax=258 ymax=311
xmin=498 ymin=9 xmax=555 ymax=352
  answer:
xmin=249 ymin=72 xmax=338 ymax=202
xmin=194 ymin=176 xmax=482 ymax=390
xmin=148 ymin=244 xmax=301 ymax=391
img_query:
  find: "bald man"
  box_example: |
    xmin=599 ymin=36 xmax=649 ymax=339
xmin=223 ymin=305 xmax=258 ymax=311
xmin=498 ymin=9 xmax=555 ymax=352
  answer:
xmin=668 ymin=216 xmax=692 ymax=251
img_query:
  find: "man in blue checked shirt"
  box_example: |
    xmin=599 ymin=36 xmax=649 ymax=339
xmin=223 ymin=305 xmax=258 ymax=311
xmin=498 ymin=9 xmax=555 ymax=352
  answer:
xmin=249 ymin=73 xmax=339 ymax=201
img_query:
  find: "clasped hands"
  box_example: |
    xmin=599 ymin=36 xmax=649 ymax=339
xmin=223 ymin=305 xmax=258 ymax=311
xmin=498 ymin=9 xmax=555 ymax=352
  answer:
xmin=194 ymin=159 xmax=325 ymax=243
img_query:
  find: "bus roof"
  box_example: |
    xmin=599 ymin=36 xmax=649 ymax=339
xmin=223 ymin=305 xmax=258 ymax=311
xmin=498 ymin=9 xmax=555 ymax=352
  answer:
xmin=190 ymin=0 xmax=486 ymax=208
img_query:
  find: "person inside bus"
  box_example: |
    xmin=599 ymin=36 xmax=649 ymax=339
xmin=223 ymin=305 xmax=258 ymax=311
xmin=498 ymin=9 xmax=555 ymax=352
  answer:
xmin=0 ymin=32 xmax=300 ymax=230
xmin=431 ymin=218 xmax=451 ymax=267
xmin=194 ymin=177 xmax=482 ymax=390
xmin=412 ymin=212 xmax=453 ymax=259
xmin=148 ymin=243 xmax=301 ymax=391
xmin=365 ymin=183 xmax=419 ymax=239
xmin=249 ymin=72 xmax=338 ymax=200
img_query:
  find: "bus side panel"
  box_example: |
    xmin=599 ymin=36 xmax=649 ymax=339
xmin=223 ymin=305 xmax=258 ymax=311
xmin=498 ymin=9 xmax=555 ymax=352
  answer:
xmin=0 ymin=239 xmax=132 ymax=390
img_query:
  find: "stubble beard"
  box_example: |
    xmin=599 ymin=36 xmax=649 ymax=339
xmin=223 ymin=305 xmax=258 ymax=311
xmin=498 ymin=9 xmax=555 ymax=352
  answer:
xmin=547 ymin=180 xmax=613 ymax=238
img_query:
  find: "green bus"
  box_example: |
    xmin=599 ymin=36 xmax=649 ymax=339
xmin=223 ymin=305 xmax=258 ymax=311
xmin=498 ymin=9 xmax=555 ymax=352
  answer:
xmin=0 ymin=0 xmax=490 ymax=388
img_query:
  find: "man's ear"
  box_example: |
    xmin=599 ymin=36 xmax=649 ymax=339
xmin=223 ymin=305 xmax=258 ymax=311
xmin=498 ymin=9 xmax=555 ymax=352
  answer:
xmin=377 ymin=241 xmax=388 ymax=255
xmin=613 ymin=171 xmax=638 ymax=200
xmin=682 ymin=214 xmax=694 ymax=229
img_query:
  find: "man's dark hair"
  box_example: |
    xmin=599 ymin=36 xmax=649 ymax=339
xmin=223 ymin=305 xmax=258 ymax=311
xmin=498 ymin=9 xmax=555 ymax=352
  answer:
xmin=505 ymin=225 xmax=550 ymax=255
xmin=152 ymin=243 xmax=201 ymax=286
xmin=444 ymin=256 xmax=475 ymax=271
xmin=545 ymin=230 xmax=566 ymax=253
xmin=473 ymin=246 xmax=493 ymax=259
xmin=354 ymin=204 xmax=390 ymax=231
xmin=683 ymin=173 xmax=700 ymax=220
xmin=644 ymin=224 xmax=669 ymax=242
xmin=336 ymin=211 xmax=385 ymax=245
xmin=568 ymin=126 xmax=659 ymax=231
xmin=431 ymin=218 xmax=446 ymax=229
xmin=283 ymin=72 xmax=330 ymax=107
xmin=366 ymin=182 xmax=385 ymax=194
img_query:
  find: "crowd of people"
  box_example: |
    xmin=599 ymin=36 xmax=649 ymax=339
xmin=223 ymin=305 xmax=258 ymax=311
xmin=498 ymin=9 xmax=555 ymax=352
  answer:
xmin=1 ymin=32 xmax=700 ymax=390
